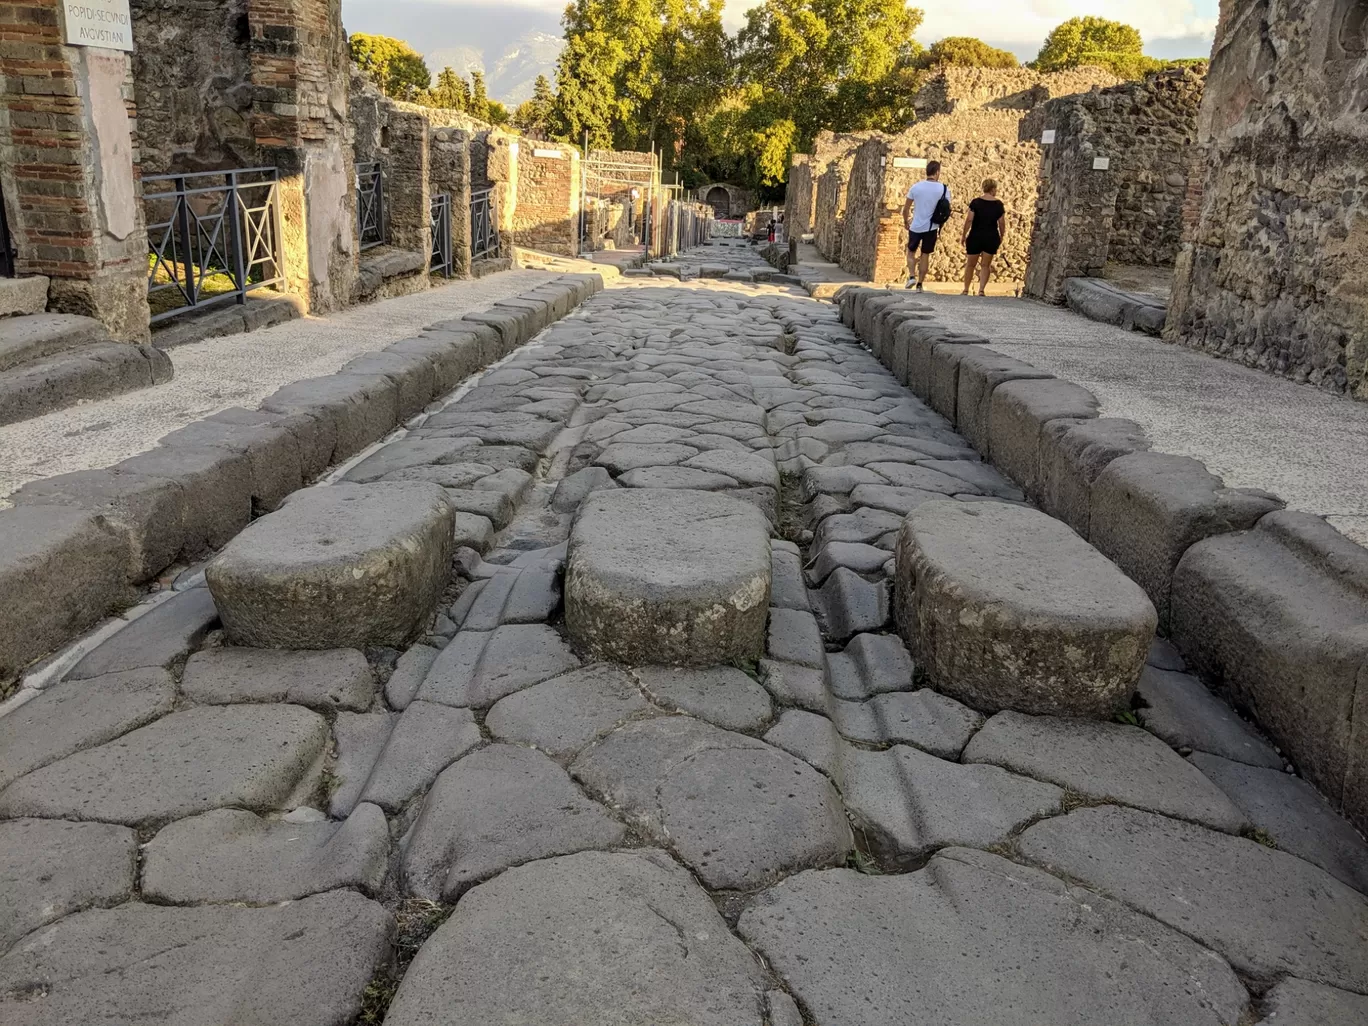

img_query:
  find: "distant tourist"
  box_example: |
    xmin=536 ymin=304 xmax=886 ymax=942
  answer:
xmin=901 ymin=160 xmax=951 ymax=292
xmin=962 ymin=179 xmax=1006 ymax=296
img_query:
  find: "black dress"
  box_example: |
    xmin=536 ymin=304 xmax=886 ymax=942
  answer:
xmin=966 ymin=198 xmax=1005 ymax=255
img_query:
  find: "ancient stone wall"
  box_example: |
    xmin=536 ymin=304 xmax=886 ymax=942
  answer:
xmin=430 ymin=128 xmax=472 ymax=276
xmin=1024 ymin=67 xmax=1205 ymax=303
xmin=784 ymin=156 xmax=815 ymax=237
xmin=914 ymin=66 xmax=1123 ymax=120
xmin=511 ymin=142 xmax=580 ymax=256
xmin=1166 ymin=0 xmax=1368 ymax=398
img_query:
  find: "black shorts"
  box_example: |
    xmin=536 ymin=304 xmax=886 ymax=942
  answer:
xmin=966 ymin=236 xmax=1000 ymax=256
xmin=907 ymin=229 xmax=939 ymax=255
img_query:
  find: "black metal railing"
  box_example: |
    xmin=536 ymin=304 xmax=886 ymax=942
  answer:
xmin=470 ymin=186 xmax=498 ymax=261
xmin=0 ymin=177 xmax=15 ymax=278
xmin=143 ymin=167 xmax=284 ymax=324
xmin=430 ymin=192 xmax=452 ymax=277
xmin=357 ymin=160 xmax=387 ymax=250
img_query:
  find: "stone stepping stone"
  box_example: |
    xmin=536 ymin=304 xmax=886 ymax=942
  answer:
xmin=964 ymin=711 xmax=1247 ymax=833
xmin=141 ymin=805 xmax=389 ymax=904
xmin=824 ymin=632 xmax=915 ymax=700
xmin=637 ymin=665 xmax=774 ymax=732
xmin=1137 ymin=665 xmax=1282 ymax=768
xmin=0 ymin=668 xmax=174 ymax=792
xmin=1019 ymin=805 xmax=1368 ymax=993
xmin=386 ymin=850 xmax=766 ymax=1025
xmin=572 ymin=716 xmax=851 ymax=890
xmin=402 ymin=745 xmax=625 ymax=900
xmin=0 ymin=818 xmax=135 ymax=950
xmin=738 ymin=848 xmax=1249 ymax=1026
xmin=354 ymin=701 xmax=481 ymax=812
xmin=767 ymin=607 xmax=826 ymax=668
xmin=0 ymin=704 xmax=328 ymax=827
xmin=0 ymin=891 xmax=391 ymax=1026
xmin=1254 ymin=978 xmax=1368 ymax=1026
xmin=415 ymin=625 xmax=580 ymax=708
xmin=207 ymin=482 xmax=454 ymax=650
xmin=895 ymin=500 xmax=1156 ymax=718
xmin=832 ymin=690 xmax=984 ymax=758
xmin=486 ymin=664 xmax=651 ymax=761
xmin=1190 ymin=752 xmax=1368 ymax=892
xmin=180 ymin=646 xmax=374 ymax=711
xmin=565 ymin=489 xmax=771 ymax=666
xmin=809 ymin=568 xmax=890 ymax=641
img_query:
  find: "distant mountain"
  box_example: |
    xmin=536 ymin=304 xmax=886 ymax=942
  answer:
xmin=426 ymin=30 xmax=563 ymax=105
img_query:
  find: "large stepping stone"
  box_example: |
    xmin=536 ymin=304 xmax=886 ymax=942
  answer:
xmin=571 ymin=716 xmax=851 ymax=889
xmin=1 ymin=818 xmax=136 ymax=950
xmin=485 ymin=664 xmax=650 ymax=761
xmin=0 ymin=704 xmax=328 ymax=826
xmin=141 ymin=805 xmax=389 ymax=904
xmin=963 ymin=711 xmax=1247 ymax=833
xmin=565 ymin=489 xmax=772 ymax=666
xmin=738 ymin=848 xmax=1249 ymax=1026
xmin=895 ymin=500 xmax=1156 ymax=718
xmin=1019 ymin=805 xmax=1368 ymax=992
xmin=415 ymin=625 xmax=580 ymax=708
xmin=385 ymin=850 xmax=766 ymax=1026
xmin=402 ymin=745 xmax=626 ymax=900
xmin=180 ymin=646 xmax=375 ymax=711
xmin=206 ymin=482 xmax=454 ymax=649
xmin=0 ymin=668 xmax=175 ymax=792
xmin=0 ymin=891 xmax=391 ymax=1026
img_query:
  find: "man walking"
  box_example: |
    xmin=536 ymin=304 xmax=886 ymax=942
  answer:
xmin=900 ymin=160 xmax=950 ymax=292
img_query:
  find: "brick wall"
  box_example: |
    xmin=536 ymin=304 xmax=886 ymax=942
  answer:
xmin=512 ymin=142 xmax=579 ymax=255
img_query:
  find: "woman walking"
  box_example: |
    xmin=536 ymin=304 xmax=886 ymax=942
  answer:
xmin=961 ymin=179 xmax=1006 ymax=296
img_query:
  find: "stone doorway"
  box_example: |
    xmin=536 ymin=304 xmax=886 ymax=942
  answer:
xmin=706 ymin=186 xmax=731 ymax=218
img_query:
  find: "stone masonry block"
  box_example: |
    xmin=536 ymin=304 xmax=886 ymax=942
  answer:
xmin=340 ymin=351 xmax=438 ymax=423
xmin=1037 ymin=418 xmax=1151 ymax=540
xmin=261 ymin=373 xmax=402 ymax=465
xmin=987 ymin=378 xmax=1099 ymax=499
xmin=955 ymin=349 xmax=1053 ymax=456
xmin=1091 ymin=453 xmax=1283 ymax=630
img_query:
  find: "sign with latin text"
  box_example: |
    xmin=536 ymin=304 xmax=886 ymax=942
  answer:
xmin=61 ymin=0 xmax=134 ymax=51
xmin=892 ymin=157 xmax=928 ymax=169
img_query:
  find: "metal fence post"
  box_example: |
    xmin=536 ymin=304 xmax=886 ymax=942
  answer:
xmin=228 ymin=170 xmax=248 ymax=306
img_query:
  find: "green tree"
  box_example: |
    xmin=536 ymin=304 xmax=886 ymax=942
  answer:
xmin=469 ymin=69 xmax=491 ymax=121
xmin=513 ymin=74 xmax=557 ymax=135
xmin=486 ymin=99 xmax=511 ymax=126
xmin=920 ymin=36 xmax=1019 ymax=69
xmin=349 ymin=33 xmax=432 ymax=98
xmin=1032 ymin=16 xmax=1156 ymax=78
xmin=430 ymin=66 xmax=468 ymax=111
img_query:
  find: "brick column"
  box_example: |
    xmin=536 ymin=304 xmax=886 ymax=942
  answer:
xmin=0 ymin=0 xmax=149 ymax=340
xmin=248 ymin=0 xmax=356 ymax=313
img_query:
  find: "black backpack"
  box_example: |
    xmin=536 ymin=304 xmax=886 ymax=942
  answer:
xmin=931 ymin=184 xmax=952 ymax=228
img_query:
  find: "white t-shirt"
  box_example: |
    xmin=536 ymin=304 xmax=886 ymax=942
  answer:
xmin=907 ymin=179 xmax=949 ymax=233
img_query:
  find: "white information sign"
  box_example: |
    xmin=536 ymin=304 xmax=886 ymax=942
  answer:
xmin=1041 ymin=129 xmax=1057 ymax=144
xmin=533 ymin=148 xmax=565 ymax=159
xmin=892 ymin=157 xmax=928 ymax=169
xmin=1092 ymin=156 xmax=1111 ymax=171
xmin=61 ymin=0 xmax=134 ymax=52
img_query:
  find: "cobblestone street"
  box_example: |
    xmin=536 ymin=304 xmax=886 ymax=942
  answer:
xmin=2 ymin=250 xmax=1366 ymax=1026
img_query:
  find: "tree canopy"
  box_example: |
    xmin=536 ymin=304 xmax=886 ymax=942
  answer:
xmin=350 ymin=33 xmax=431 ymax=98
xmin=919 ymin=36 xmax=1019 ymax=69
xmin=1032 ymin=16 xmax=1152 ymax=78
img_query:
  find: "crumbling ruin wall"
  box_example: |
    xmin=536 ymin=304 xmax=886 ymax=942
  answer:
xmin=784 ymin=156 xmax=815 ymax=237
xmin=913 ymin=65 xmax=1123 ymax=120
xmin=1167 ymin=0 xmax=1368 ymax=398
xmin=1024 ymin=67 xmax=1205 ymax=303
xmin=808 ymin=133 xmax=863 ymax=260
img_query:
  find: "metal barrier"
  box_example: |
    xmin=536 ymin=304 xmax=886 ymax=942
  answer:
xmin=143 ymin=167 xmax=284 ymax=324
xmin=470 ymin=186 xmax=499 ymax=261
xmin=357 ymin=160 xmax=387 ymax=250
xmin=430 ymin=193 xmax=452 ymax=277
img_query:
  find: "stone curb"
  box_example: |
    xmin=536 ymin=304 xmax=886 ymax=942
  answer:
xmin=834 ymin=284 xmax=1368 ymax=836
xmin=1063 ymin=277 xmax=1166 ymax=336
xmin=0 ymin=272 xmax=608 ymax=687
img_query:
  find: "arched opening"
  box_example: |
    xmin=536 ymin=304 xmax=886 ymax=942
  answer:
xmin=705 ymin=186 xmax=731 ymax=218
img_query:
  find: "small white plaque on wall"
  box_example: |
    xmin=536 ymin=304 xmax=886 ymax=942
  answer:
xmin=1092 ymin=156 xmax=1111 ymax=171
xmin=533 ymin=148 xmax=565 ymax=159
xmin=61 ymin=0 xmax=135 ymax=51
xmin=1040 ymin=129 xmax=1057 ymax=144
xmin=892 ymin=157 xmax=928 ymax=169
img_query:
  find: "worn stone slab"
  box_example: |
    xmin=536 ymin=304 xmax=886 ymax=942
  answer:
xmin=456 ymin=567 xmax=560 ymax=630
xmin=810 ymin=567 xmax=890 ymax=641
xmin=738 ymin=847 xmax=1249 ymax=1026
xmin=1137 ymin=665 xmax=1283 ymax=768
xmin=767 ymin=607 xmax=826 ymax=668
xmin=416 ymin=624 xmax=580 ymax=708
xmin=180 ymin=646 xmax=374 ymax=711
xmin=0 ymin=890 xmax=392 ymax=1026
xmin=1190 ymin=752 xmax=1368 ymax=893
xmin=356 ymin=700 xmax=482 ymax=812
xmin=0 ymin=668 xmax=175 ymax=792
xmin=760 ymin=659 xmax=830 ymax=714
xmin=964 ymin=711 xmax=1247 ymax=832
xmin=987 ymin=378 xmax=1099 ymax=497
xmin=593 ymin=442 xmax=698 ymax=474
xmin=117 ymin=443 xmax=252 ymax=556
xmin=1037 ymin=417 xmax=1150 ymax=539
xmin=386 ymin=850 xmax=765 ymax=1025
xmin=451 ymin=511 xmax=494 ymax=552
xmin=1254 ymin=978 xmax=1368 ymax=1026
xmin=156 ymin=410 xmax=306 ymax=513
xmin=824 ymin=632 xmax=914 ymax=700
xmin=68 ymin=587 xmax=219 ymax=680
xmin=805 ymin=541 xmax=890 ymax=584
xmin=384 ymin=644 xmax=439 ymax=710
xmin=550 ymin=466 xmax=617 ymax=512
xmin=207 ymin=483 xmax=454 ymax=649
xmin=618 ymin=465 xmax=738 ymax=490
xmin=486 ymin=664 xmax=650 ymax=761
xmin=0 ymin=704 xmax=328 ymax=827
xmin=637 ymin=665 xmax=774 ymax=732
xmin=0 ymin=818 xmax=136 ymax=951
xmin=1019 ymin=805 xmax=1368 ymax=992
xmin=566 ymin=489 xmax=771 ymax=666
xmin=141 ymin=804 xmax=389 ymax=903
xmin=954 ymin=349 xmax=1053 ymax=455
xmin=572 ymin=716 xmax=851 ymax=889
xmin=402 ymin=745 xmax=625 ymax=900
xmin=329 ymin=711 xmax=396 ymax=816
xmin=896 ymin=500 xmax=1156 ymax=718
xmin=342 ymin=436 xmax=482 ymax=483
xmin=770 ymin=546 xmax=810 ymax=610
xmin=849 ymin=483 xmax=943 ymax=518
xmin=833 ymin=690 xmax=984 ymax=757
xmin=682 ymin=449 xmax=779 ymax=488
